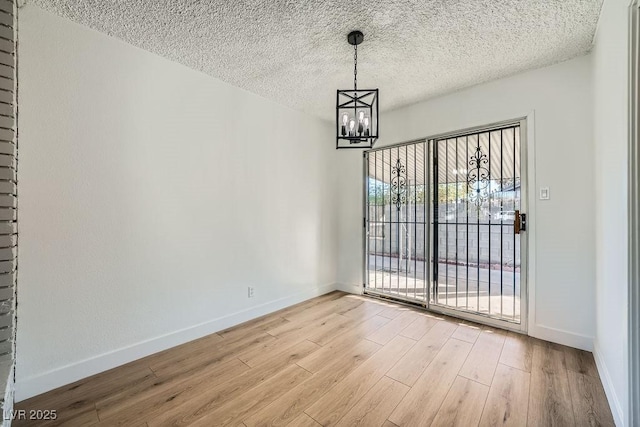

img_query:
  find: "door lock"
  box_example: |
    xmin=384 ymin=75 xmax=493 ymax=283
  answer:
xmin=514 ymin=210 xmax=526 ymax=234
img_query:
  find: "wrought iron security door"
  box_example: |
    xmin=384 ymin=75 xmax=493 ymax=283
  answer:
xmin=364 ymin=141 xmax=428 ymax=303
xmin=364 ymin=122 xmax=526 ymax=328
xmin=430 ymin=122 xmax=526 ymax=325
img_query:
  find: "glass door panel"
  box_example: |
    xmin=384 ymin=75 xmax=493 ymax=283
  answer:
xmin=365 ymin=141 xmax=428 ymax=303
xmin=431 ymin=124 xmax=523 ymax=324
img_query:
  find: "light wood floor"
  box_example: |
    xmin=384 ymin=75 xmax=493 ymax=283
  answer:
xmin=15 ymin=292 xmax=615 ymax=426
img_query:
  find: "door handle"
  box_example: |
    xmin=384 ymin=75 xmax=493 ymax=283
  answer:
xmin=514 ymin=210 xmax=526 ymax=234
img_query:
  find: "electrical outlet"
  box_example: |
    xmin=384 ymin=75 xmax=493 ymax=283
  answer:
xmin=248 ymin=287 xmax=255 ymax=298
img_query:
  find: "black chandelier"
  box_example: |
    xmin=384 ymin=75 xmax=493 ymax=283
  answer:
xmin=336 ymin=31 xmax=379 ymax=149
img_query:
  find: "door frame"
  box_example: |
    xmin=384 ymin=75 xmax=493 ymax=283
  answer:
xmin=628 ymin=1 xmax=639 ymax=423
xmin=362 ymin=116 xmax=533 ymax=334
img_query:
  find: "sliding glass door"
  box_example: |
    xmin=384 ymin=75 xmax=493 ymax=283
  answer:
xmin=364 ymin=121 xmax=527 ymax=329
xmin=364 ymin=141 xmax=428 ymax=304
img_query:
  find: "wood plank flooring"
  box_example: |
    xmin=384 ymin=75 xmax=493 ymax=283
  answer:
xmin=15 ymin=292 xmax=615 ymax=426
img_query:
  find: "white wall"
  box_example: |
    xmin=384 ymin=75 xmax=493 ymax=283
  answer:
xmin=337 ymin=55 xmax=596 ymax=350
xmin=592 ymin=0 xmax=630 ymax=425
xmin=16 ymin=5 xmax=337 ymax=401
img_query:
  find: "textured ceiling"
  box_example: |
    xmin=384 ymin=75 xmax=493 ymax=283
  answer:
xmin=27 ymin=0 xmax=603 ymax=121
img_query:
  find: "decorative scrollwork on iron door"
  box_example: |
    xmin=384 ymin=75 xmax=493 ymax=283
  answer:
xmin=391 ymin=158 xmax=406 ymax=211
xmin=467 ymin=145 xmax=490 ymax=207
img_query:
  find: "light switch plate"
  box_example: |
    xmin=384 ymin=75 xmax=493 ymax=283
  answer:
xmin=540 ymin=187 xmax=550 ymax=200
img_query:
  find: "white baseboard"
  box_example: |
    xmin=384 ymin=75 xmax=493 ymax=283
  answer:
xmin=528 ymin=324 xmax=594 ymax=351
xmin=15 ymin=283 xmax=337 ymax=402
xmin=593 ymin=343 xmax=625 ymax=427
xmin=335 ymin=283 xmax=363 ymax=295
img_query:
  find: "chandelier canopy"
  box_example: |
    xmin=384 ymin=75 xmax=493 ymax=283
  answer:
xmin=336 ymin=31 xmax=379 ymax=149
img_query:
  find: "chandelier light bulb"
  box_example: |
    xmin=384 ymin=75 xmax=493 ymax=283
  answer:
xmin=357 ymin=111 xmax=364 ymax=135
xmin=349 ymin=119 xmax=356 ymax=136
xmin=341 ymin=113 xmax=349 ymax=136
xmin=364 ymin=117 xmax=370 ymax=137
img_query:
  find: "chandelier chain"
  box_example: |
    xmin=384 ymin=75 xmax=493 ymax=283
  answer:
xmin=354 ymin=43 xmax=357 ymax=90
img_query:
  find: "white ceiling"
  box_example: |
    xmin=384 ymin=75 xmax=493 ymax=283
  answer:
xmin=28 ymin=0 xmax=603 ymax=121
